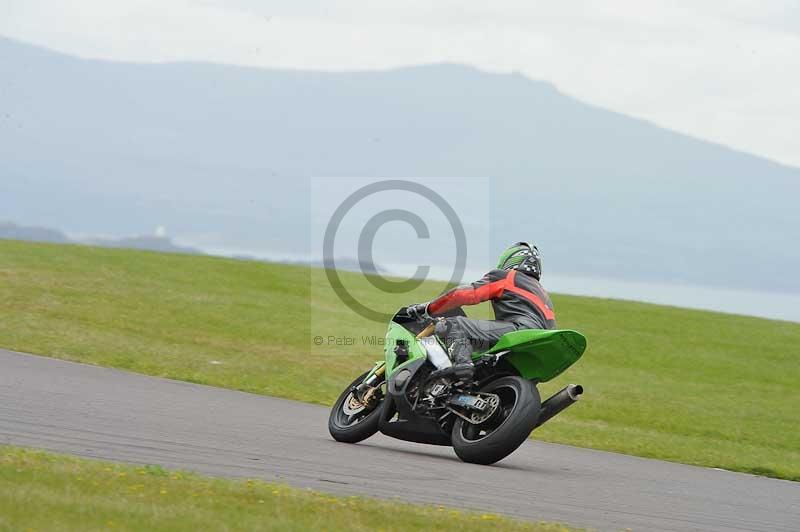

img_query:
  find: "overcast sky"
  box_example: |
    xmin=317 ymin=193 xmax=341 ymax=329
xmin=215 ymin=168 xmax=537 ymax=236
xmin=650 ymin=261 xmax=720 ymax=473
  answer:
xmin=2 ymin=0 xmax=799 ymax=167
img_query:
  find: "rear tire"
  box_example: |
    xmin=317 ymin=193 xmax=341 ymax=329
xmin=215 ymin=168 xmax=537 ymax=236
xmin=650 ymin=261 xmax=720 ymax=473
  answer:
xmin=328 ymin=371 xmax=383 ymax=443
xmin=451 ymin=376 xmax=540 ymax=465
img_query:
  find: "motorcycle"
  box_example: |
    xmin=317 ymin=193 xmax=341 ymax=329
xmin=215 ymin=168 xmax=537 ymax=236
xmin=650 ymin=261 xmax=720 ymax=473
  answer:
xmin=328 ymin=306 xmax=587 ymax=465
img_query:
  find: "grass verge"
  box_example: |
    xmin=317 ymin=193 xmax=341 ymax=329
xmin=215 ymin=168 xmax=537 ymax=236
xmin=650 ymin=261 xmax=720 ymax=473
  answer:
xmin=0 ymin=446 xmax=574 ymax=532
xmin=0 ymin=240 xmax=798 ymax=480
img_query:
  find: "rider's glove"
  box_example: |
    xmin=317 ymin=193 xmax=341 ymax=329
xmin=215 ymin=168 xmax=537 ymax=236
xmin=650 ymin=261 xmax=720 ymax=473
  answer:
xmin=406 ymin=303 xmax=430 ymax=321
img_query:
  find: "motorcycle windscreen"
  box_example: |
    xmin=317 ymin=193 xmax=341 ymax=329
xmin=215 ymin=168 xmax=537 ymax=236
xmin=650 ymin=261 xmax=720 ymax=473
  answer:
xmin=480 ymin=329 xmax=587 ymax=382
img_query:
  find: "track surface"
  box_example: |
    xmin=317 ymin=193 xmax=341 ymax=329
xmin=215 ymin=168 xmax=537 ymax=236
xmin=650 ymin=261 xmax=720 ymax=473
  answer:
xmin=1 ymin=349 xmax=797 ymax=531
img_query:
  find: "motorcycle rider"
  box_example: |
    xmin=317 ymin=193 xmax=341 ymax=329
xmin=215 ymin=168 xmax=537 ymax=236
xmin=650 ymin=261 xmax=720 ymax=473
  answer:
xmin=406 ymin=242 xmax=555 ymax=383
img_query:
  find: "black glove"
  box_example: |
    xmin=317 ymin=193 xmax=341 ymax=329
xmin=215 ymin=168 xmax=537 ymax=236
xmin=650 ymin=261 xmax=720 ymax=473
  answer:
xmin=405 ymin=303 xmax=429 ymax=321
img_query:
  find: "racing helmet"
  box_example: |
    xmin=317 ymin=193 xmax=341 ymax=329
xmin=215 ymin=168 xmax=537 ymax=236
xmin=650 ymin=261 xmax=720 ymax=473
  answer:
xmin=496 ymin=241 xmax=542 ymax=279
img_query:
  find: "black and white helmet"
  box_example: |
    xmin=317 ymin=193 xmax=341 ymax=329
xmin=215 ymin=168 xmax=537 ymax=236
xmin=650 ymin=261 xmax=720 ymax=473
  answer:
xmin=496 ymin=241 xmax=542 ymax=279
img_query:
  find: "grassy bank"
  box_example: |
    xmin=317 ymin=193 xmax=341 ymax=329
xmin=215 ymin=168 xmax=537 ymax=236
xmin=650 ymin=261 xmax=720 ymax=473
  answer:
xmin=0 ymin=240 xmax=798 ymax=480
xmin=0 ymin=446 xmax=572 ymax=531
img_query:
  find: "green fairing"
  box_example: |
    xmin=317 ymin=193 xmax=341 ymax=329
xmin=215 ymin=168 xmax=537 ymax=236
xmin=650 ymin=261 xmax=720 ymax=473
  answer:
xmin=480 ymin=329 xmax=587 ymax=382
xmin=383 ymin=322 xmax=428 ymax=377
xmin=377 ymin=320 xmax=585 ymax=383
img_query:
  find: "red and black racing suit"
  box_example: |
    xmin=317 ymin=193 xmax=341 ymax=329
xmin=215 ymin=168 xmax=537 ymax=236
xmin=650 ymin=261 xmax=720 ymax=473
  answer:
xmin=429 ymin=268 xmax=556 ymax=365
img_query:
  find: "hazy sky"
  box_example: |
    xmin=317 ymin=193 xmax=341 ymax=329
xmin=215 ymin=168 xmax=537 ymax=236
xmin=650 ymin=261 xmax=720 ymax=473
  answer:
xmin=2 ymin=0 xmax=799 ymax=167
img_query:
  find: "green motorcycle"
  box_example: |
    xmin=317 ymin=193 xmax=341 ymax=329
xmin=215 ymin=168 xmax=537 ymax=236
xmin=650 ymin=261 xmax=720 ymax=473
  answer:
xmin=328 ymin=306 xmax=587 ymax=465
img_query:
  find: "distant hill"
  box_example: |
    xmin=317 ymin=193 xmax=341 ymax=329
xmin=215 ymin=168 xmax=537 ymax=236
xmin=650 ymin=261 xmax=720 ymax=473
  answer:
xmin=0 ymin=221 xmax=388 ymax=273
xmin=0 ymin=221 xmax=70 ymax=244
xmin=0 ymin=221 xmax=202 ymax=255
xmin=1 ymin=37 xmax=799 ymax=292
xmin=83 ymin=235 xmax=203 ymax=255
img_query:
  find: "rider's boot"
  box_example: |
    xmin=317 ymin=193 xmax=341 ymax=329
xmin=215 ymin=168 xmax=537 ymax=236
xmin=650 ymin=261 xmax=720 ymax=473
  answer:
xmin=450 ymin=348 xmax=475 ymax=386
xmin=429 ymin=337 xmax=474 ymax=385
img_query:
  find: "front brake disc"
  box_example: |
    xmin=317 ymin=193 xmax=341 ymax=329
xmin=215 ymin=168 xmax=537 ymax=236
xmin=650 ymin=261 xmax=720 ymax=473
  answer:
xmin=342 ymin=393 xmax=366 ymax=416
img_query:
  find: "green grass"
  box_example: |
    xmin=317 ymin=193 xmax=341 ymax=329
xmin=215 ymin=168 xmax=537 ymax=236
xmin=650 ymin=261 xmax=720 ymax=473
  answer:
xmin=1 ymin=240 xmax=798 ymax=481
xmin=0 ymin=446 xmax=573 ymax=532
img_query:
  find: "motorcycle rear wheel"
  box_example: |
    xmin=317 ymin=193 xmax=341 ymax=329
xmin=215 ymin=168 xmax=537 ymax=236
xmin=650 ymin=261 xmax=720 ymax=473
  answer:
xmin=328 ymin=371 xmax=384 ymax=443
xmin=451 ymin=375 xmax=541 ymax=465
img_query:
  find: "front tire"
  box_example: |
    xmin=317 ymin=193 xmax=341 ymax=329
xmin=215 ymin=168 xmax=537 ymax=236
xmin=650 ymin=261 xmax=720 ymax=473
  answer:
xmin=328 ymin=371 xmax=384 ymax=443
xmin=451 ymin=376 xmax=541 ymax=465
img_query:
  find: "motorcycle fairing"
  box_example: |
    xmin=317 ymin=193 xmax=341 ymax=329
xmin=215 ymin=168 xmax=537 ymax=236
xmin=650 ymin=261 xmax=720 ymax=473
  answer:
xmin=480 ymin=329 xmax=587 ymax=382
xmin=377 ymin=358 xmax=452 ymax=446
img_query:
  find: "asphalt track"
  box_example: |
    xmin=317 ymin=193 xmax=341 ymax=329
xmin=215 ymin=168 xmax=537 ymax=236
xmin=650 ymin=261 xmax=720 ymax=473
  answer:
xmin=1 ymin=349 xmax=797 ymax=531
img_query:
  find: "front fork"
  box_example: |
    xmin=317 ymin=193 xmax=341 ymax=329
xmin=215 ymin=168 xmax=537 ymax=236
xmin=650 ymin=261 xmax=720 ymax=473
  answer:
xmin=361 ymin=360 xmax=386 ymax=386
xmin=353 ymin=362 xmax=386 ymax=406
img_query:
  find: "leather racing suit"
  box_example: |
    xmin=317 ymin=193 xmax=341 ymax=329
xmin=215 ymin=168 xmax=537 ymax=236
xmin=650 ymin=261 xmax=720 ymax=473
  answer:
xmin=428 ymin=268 xmax=556 ymax=367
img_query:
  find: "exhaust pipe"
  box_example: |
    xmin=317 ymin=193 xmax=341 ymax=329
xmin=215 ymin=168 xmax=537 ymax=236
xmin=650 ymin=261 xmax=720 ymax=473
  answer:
xmin=534 ymin=384 xmax=583 ymax=428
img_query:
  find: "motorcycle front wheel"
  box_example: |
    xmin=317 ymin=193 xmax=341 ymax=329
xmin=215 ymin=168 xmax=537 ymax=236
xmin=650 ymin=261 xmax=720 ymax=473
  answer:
xmin=451 ymin=375 xmax=541 ymax=465
xmin=328 ymin=371 xmax=384 ymax=443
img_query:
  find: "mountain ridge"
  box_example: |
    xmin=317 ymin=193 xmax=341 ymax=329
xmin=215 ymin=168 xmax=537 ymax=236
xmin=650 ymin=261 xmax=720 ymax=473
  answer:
xmin=2 ymin=36 xmax=798 ymax=292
